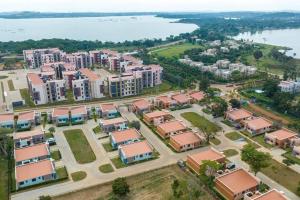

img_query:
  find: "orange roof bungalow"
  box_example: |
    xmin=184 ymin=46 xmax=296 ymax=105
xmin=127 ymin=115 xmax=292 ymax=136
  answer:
xmin=169 ymin=131 xmax=204 ymax=152
xmin=15 ymin=143 xmax=50 ymax=166
xmin=13 ymin=129 xmax=45 ymax=149
xmin=143 ymin=110 xmax=172 ymax=126
xmin=186 ymin=148 xmax=225 ymax=175
xmin=51 ymin=107 xmax=70 ymax=126
xmin=0 ymin=113 xmax=14 ymax=129
xmin=245 ymin=189 xmax=289 ymax=200
xmin=215 ymin=168 xmax=260 ymax=200
xmin=244 ymin=117 xmax=273 ymax=136
xmin=225 ymin=108 xmax=253 ymax=124
xmin=171 ymin=93 xmax=191 ymax=105
xmin=16 ymin=111 xmax=40 ymax=131
xmin=265 ymin=129 xmax=299 ymax=148
xmin=189 ymin=91 xmax=205 ymax=103
xmin=156 ymin=120 xmax=187 ymax=139
xmin=118 ymin=140 xmax=153 ymax=164
xmin=110 ymin=128 xmax=141 ymax=149
xmin=99 ymin=117 xmax=129 ymax=133
xmin=98 ymin=103 xmax=119 ymax=119
xmin=156 ymin=95 xmax=177 ymax=109
xmin=15 ymin=159 xmax=56 ymax=189
xmin=131 ymin=99 xmax=153 ymax=115
xmin=70 ymin=106 xmax=88 ymax=125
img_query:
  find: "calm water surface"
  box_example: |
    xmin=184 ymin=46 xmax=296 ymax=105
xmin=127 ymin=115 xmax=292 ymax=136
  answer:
xmin=235 ymin=29 xmax=300 ymax=58
xmin=0 ymin=15 xmax=198 ymax=42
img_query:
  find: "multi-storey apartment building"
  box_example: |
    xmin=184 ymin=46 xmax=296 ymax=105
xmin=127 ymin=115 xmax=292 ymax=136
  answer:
xmin=67 ymin=52 xmax=91 ymax=69
xmin=107 ymin=73 xmax=143 ymax=98
xmin=23 ymin=48 xmax=66 ymax=69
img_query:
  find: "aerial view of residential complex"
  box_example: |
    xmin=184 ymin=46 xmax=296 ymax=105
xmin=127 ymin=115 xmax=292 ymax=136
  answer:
xmin=1 ymin=1 xmax=300 ymax=200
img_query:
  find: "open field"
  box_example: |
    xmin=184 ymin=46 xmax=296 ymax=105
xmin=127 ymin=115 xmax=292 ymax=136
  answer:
xmin=261 ymin=159 xmax=300 ymax=196
xmin=53 ymin=165 xmax=216 ymax=200
xmin=151 ymin=43 xmax=202 ymax=58
xmin=181 ymin=112 xmax=221 ymax=133
xmin=142 ymin=81 xmax=175 ymax=95
xmin=63 ymin=129 xmax=96 ymax=164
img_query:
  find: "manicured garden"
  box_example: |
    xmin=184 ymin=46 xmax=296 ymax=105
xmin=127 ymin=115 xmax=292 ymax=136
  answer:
xmin=102 ymin=142 xmax=114 ymax=152
xmin=111 ymin=157 xmax=127 ymax=169
xmin=7 ymin=80 xmax=15 ymax=91
xmin=225 ymin=132 xmax=243 ymax=141
xmin=63 ymin=129 xmax=96 ymax=164
xmin=51 ymin=150 xmax=62 ymax=161
xmin=99 ymin=164 xmax=114 ymax=173
xmin=71 ymin=171 xmax=87 ymax=182
xmin=223 ymin=149 xmax=239 ymax=157
xmin=181 ymin=112 xmax=221 ymax=133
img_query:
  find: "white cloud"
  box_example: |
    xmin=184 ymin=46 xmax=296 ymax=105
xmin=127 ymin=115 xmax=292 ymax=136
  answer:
xmin=0 ymin=0 xmax=300 ymax=12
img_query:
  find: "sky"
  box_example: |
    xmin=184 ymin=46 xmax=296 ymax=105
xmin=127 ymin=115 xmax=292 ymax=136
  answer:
xmin=1 ymin=0 xmax=300 ymax=12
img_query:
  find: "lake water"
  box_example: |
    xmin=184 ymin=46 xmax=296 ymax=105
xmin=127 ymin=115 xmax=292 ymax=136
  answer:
xmin=235 ymin=29 xmax=300 ymax=58
xmin=0 ymin=15 xmax=198 ymax=42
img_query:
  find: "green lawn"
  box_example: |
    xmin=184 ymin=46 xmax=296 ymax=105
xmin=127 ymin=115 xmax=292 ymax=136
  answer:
xmin=92 ymin=126 xmax=101 ymax=134
xmin=282 ymin=151 xmax=300 ymax=165
xmin=63 ymin=129 xmax=96 ymax=164
xmin=7 ymin=80 xmax=15 ymax=91
xmin=261 ymin=159 xmax=300 ymax=196
xmin=45 ymin=132 xmax=54 ymax=139
xmin=0 ymin=157 xmax=8 ymax=200
xmin=20 ymin=88 xmax=34 ymax=107
xmin=142 ymin=81 xmax=175 ymax=95
xmin=71 ymin=171 xmax=87 ymax=182
xmin=152 ymin=43 xmax=203 ymax=58
xmin=223 ymin=149 xmax=239 ymax=157
xmin=56 ymin=166 xmax=68 ymax=180
xmin=99 ymin=164 xmax=114 ymax=173
xmin=51 ymin=150 xmax=62 ymax=161
xmin=240 ymin=130 xmax=271 ymax=149
xmin=111 ymin=157 xmax=127 ymax=169
xmin=181 ymin=112 xmax=221 ymax=134
xmin=225 ymin=132 xmax=243 ymax=141
xmin=210 ymin=138 xmax=221 ymax=145
xmin=102 ymin=142 xmax=114 ymax=152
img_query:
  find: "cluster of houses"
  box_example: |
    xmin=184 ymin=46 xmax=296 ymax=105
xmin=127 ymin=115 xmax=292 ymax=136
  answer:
xmin=225 ymin=108 xmax=300 ymax=158
xmin=24 ymin=48 xmax=163 ymax=105
xmin=179 ymin=58 xmax=257 ymax=80
xmin=186 ymin=147 xmax=288 ymax=200
xmin=278 ymin=80 xmax=300 ymax=94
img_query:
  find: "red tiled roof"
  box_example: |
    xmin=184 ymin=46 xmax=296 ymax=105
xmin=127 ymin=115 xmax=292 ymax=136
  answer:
xmin=79 ymin=68 xmax=99 ymax=81
xmin=143 ymin=110 xmax=170 ymax=119
xmin=16 ymin=159 xmax=55 ymax=182
xmin=120 ymin=141 xmax=152 ymax=158
xmin=100 ymin=103 xmax=116 ymax=112
xmin=111 ymin=128 xmax=141 ymax=143
xmin=132 ymin=99 xmax=151 ymax=110
xmin=227 ymin=109 xmax=253 ymax=121
xmin=52 ymin=107 xmax=69 ymax=117
xmin=157 ymin=120 xmax=186 ymax=133
xmin=171 ymin=93 xmax=191 ymax=104
xmin=266 ymin=129 xmax=297 ymax=141
xmin=188 ymin=148 xmax=225 ymax=165
xmin=253 ymin=189 xmax=288 ymax=200
xmin=70 ymin=106 xmax=87 ymax=115
xmin=0 ymin=113 xmax=14 ymax=122
xmin=18 ymin=111 xmax=35 ymax=121
xmin=170 ymin=131 xmax=202 ymax=146
xmin=27 ymin=73 xmax=43 ymax=85
xmin=100 ymin=117 xmax=127 ymax=126
xmin=157 ymin=96 xmax=173 ymax=104
xmin=14 ymin=129 xmax=44 ymax=140
xmin=15 ymin=143 xmax=49 ymax=162
xmin=189 ymin=91 xmax=205 ymax=101
xmin=245 ymin=117 xmax=272 ymax=131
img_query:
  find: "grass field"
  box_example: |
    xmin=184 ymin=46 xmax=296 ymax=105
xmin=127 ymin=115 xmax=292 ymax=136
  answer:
xmin=53 ymin=165 xmax=216 ymax=200
xmin=92 ymin=126 xmax=101 ymax=134
xmin=51 ymin=150 xmax=62 ymax=161
xmin=110 ymin=157 xmax=127 ymax=169
xmin=210 ymin=138 xmax=221 ymax=145
xmin=181 ymin=112 xmax=221 ymax=134
xmin=99 ymin=164 xmax=114 ymax=173
xmin=7 ymin=80 xmax=15 ymax=91
xmin=225 ymin=132 xmax=243 ymax=141
xmin=102 ymin=142 xmax=114 ymax=152
xmin=152 ymin=43 xmax=203 ymax=58
xmin=56 ymin=167 xmax=68 ymax=180
xmin=71 ymin=171 xmax=87 ymax=182
xmin=142 ymin=81 xmax=175 ymax=95
xmin=0 ymin=157 xmax=8 ymax=200
xmin=261 ymin=159 xmax=300 ymax=196
xmin=223 ymin=149 xmax=239 ymax=157
xmin=63 ymin=129 xmax=96 ymax=164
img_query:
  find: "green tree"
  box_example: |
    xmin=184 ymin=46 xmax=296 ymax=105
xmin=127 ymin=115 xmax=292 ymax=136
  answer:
xmin=282 ymin=158 xmax=295 ymax=167
xmin=199 ymin=160 xmax=222 ymax=177
xmin=211 ymin=98 xmax=228 ymax=117
xmin=199 ymin=78 xmax=210 ymax=92
xmin=48 ymin=127 xmax=55 ymax=135
xmin=241 ymin=144 xmax=271 ymax=175
xmin=129 ymin=120 xmax=141 ymax=130
xmin=112 ymin=177 xmax=130 ymax=196
xmin=263 ymin=79 xmax=280 ymax=98
xmin=229 ymin=98 xmax=241 ymax=109
xmin=200 ymin=127 xmax=217 ymax=145
xmin=253 ymin=50 xmax=263 ymax=61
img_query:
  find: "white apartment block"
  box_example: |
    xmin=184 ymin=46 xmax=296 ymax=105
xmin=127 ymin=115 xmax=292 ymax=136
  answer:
xmin=46 ymin=79 xmax=67 ymax=103
xmin=78 ymin=69 xmax=105 ymax=99
xmin=67 ymin=52 xmax=91 ymax=69
xmin=23 ymin=48 xmax=66 ymax=69
xmin=279 ymin=80 xmax=300 ymax=93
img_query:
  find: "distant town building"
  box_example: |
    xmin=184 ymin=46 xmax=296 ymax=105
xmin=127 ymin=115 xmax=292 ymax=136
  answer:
xmin=279 ymin=80 xmax=300 ymax=94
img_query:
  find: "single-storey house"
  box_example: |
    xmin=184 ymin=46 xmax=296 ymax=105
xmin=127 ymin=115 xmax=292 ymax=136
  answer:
xmin=52 ymin=107 xmax=70 ymax=126
xmin=118 ymin=140 xmax=153 ymax=164
xmin=14 ymin=129 xmax=45 ymax=149
xmin=169 ymin=131 xmax=203 ymax=152
xmin=189 ymin=91 xmax=205 ymax=103
xmin=156 ymin=120 xmax=187 ymax=139
xmin=110 ymin=128 xmax=141 ymax=149
xmin=143 ymin=110 xmax=172 ymax=126
xmin=70 ymin=106 xmax=87 ymax=125
xmin=15 ymin=159 xmax=56 ymax=189
xmin=99 ymin=103 xmax=119 ymax=119
xmin=265 ymin=129 xmax=299 ymax=148
xmin=16 ymin=111 xmax=40 ymax=131
xmin=244 ymin=117 xmax=273 ymax=136
xmin=246 ymin=189 xmax=289 ymax=200
xmin=0 ymin=113 xmax=14 ymax=129
xmin=15 ymin=143 xmax=50 ymax=166
xmin=99 ymin=117 xmax=128 ymax=133
xmin=225 ymin=108 xmax=253 ymax=124
xmin=215 ymin=168 xmax=260 ymax=200
xmin=186 ymin=148 xmax=225 ymax=175
xmin=156 ymin=96 xmax=177 ymax=109
xmin=131 ymin=99 xmax=152 ymax=115
xmin=171 ymin=93 xmax=191 ymax=106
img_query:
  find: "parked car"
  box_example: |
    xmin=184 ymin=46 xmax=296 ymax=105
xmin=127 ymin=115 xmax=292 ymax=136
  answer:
xmin=47 ymin=138 xmax=56 ymax=146
xmin=226 ymin=162 xmax=236 ymax=170
xmin=177 ymin=159 xmax=185 ymax=169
